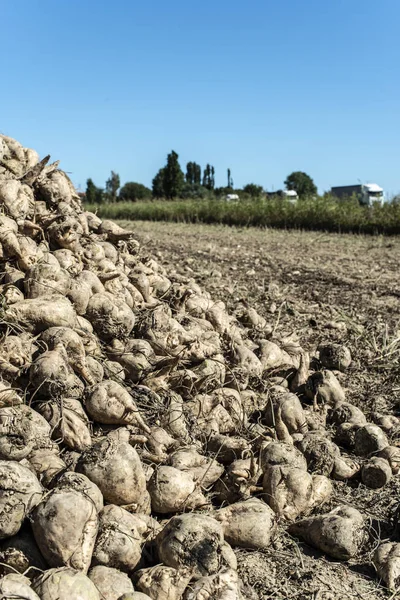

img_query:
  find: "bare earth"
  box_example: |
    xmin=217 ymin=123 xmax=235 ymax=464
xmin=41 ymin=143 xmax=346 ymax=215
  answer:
xmin=121 ymin=221 xmax=400 ymax=600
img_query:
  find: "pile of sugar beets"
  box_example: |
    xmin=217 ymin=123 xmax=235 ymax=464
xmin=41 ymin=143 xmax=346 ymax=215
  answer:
xmin=0 ymin=134 xmax=399 ymax=600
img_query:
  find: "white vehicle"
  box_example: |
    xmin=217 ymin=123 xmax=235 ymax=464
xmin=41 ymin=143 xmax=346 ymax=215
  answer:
xmin=266 ymin=189 xmax=299 ymax=202
xmin=331 ymin=183 xmax=385 ymax=206
xmin=282 ymin=190 xmax=298 ymax=203
xmin=225 ymin=194 xmax=240 ymax=202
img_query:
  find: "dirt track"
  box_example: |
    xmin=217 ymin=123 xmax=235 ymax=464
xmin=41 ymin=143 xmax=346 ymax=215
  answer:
xmin=122 ymin=221 xmax=400 ymax=599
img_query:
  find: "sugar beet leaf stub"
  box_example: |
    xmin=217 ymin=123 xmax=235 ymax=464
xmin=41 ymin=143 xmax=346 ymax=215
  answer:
xmin=0 ymin=134 xmax=396 ymax=597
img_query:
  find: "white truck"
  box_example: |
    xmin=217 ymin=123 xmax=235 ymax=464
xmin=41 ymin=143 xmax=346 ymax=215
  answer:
xmin=282 ymin=190 xmax=299 ymax=203
xmin=330 ymin=183 xmax=384 ymax=206
xmin=266 ymin=189 xmax=299 ymax=203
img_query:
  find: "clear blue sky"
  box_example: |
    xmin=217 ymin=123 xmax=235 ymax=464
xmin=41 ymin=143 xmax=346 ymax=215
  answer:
xmin=2 ymin=0 xmax=399 ymax=195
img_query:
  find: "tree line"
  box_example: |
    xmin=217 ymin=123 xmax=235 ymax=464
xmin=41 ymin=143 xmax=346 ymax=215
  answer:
xmin=84 ymin=150 xmax=317 ymax=203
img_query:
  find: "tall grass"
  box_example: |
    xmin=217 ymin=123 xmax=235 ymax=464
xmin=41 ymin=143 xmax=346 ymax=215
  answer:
xmin=85 ymin=197 xmax=400 ymax=234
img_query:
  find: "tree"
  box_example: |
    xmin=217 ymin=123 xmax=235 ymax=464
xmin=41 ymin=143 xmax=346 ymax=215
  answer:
xmin=96 ymin=188 xmax=105 ymax=203
xmin=284 ymin=171 xmax=317 ymax=197
xmin=227 ymin=168 xmax=233 ymax=189
xmin=119 ymin=182 xmax=151 ymax=202
xmin=202 ymin=164 xmax=209 ymax=188
xmin=105 ymin=171 xmax=120 ymax=203
xmin=194 ymin=163 xmax=201 ymax=185
xmin=186 ymin=162 xmax=202 ymax=185
xmin=85 ymin=178 xmax=97 ymax=204
xmin=152 ymin=168 xmax=166 ymax=198
xmin=202 ymin=164 xmax=215 ymax=190
xmin=85 ymin=178 xmax=105 ymax=204
xmin=186 ymin=162 xmax=194 ymax=184
xmin=163 ymin=151 xmax=185 ymax=199
xmin=243 ymin=183 xmax=263 ymax=198
xmin=184 ymin=161 xmax=206 ymax=199
xmin=180 ymin=183 xmax=209 ymax=199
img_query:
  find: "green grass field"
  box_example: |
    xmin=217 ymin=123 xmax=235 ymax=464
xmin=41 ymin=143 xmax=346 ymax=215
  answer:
xmin=85 ymin=196 xmax=400 ymax=235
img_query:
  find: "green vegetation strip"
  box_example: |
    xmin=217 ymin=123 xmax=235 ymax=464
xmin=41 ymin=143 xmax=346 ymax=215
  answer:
xmin=85 ymin=198 xmax=400 ymax=235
